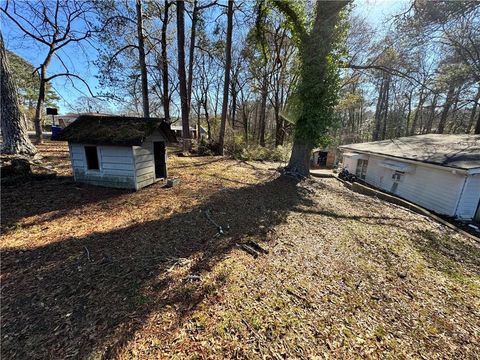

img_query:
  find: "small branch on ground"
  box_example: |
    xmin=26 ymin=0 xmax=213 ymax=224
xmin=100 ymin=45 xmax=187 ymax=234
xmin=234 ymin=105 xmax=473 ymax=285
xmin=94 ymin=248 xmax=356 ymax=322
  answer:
xmin=204 ymin=209 xmax=229 ymax=236
xmin=237 ymin=243 xmax=259 ymax=258
xmin=83 ymin=246 xmax=91 ymax=262
xmin=246 ymin=240 xmax=269 ymax=254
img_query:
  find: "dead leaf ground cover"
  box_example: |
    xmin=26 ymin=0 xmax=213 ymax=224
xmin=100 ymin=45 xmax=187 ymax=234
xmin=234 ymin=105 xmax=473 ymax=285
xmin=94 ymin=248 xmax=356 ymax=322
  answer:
xmin=1 ymin=141 xmax=479 ymax=359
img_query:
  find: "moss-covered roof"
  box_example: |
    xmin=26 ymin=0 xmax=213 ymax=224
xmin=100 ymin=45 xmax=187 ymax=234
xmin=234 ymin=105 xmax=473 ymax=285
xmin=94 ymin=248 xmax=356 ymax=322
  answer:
xmin=56 ymin=115 xmax=177 ymax=146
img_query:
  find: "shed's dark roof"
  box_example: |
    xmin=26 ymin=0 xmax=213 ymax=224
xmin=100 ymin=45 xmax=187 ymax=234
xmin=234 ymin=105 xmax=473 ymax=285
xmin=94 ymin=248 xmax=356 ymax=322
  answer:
xmin=339 ymin=134 xmax=480 ymax=170
xmin=56 ymin=115 xmax=177 ymax=146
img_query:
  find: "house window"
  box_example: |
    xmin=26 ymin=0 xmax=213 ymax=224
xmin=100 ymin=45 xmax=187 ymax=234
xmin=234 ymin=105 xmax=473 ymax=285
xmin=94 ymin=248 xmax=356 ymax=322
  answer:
xmin=85 ymin=146 xmax=99 ymax=170
xmin=356 ymin=159 xmax=368 ymax=180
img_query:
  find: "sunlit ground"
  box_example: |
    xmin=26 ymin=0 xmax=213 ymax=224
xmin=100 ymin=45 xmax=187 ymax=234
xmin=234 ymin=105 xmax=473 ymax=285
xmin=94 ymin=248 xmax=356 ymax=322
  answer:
xmin=1 ymin=141 xmax=479 ymax=359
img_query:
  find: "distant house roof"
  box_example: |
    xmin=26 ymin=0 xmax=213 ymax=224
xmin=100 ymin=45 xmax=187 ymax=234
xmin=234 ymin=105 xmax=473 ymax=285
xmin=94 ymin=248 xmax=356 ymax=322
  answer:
xmin=56 ymin=115 xmax=177 ymax=146
xmin=339 ymin=134 xmax=480 ymax=170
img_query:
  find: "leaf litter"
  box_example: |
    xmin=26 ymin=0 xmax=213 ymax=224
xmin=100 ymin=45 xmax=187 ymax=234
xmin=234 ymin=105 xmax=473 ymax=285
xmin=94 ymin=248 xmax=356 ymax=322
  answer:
xmin=1 ymin=141 xmax=479 ymax=359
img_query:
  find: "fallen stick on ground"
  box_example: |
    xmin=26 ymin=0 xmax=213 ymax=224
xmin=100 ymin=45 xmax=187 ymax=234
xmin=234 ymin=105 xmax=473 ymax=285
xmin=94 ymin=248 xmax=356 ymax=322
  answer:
xmin=246 ymin=240 xmax=269 ymax=254
xmin=185 ymin=274 xmax=201 ymax=281
xmin=237 ymin=243 xmax=259 ymax=258
xmin=83 ymin=246 xmax=91 ymax=262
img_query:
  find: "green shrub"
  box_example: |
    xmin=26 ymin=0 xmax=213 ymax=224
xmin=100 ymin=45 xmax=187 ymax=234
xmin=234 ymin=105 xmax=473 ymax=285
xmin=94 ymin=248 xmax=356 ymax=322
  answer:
xmin=234 ymin=145 xmax=291 ymax=162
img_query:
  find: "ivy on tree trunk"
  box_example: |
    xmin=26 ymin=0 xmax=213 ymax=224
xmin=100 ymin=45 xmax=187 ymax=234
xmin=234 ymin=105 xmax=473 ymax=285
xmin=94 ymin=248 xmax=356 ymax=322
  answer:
xmin=263 ymin=0 xmax=349 ymax=176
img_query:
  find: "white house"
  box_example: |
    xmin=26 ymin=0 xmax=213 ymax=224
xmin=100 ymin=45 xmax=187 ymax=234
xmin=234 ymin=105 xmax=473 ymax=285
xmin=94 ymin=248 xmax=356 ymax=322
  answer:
xmin=339 ymin=134 xmax=480 ymax=222
xmin=57 ymin=115 xmax=177 ymax=190
xmin=171 ymin=125 xmax=208 ymax=139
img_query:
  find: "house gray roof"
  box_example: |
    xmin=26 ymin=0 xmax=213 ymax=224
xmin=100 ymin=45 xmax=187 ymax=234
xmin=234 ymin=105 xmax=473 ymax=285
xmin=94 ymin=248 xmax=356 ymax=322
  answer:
xmin=339 ymin=134 xmax=480 ymax=170
xmin=56 ymin=115 xmax=177 ymax=146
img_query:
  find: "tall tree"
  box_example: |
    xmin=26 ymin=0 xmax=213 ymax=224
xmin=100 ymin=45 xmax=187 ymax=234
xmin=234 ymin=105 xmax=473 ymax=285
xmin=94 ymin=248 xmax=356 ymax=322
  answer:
xmin=6 ymin=50 xmax=59 ymax=117
xmin=1 ymin=0 xmax=102 ymax=143
xmin=218 ymin=0 xmax=234 ymax=154
xmin=0 ymin=32 xmax=37 ymax=156
xmin=257 ymin=0 xmax=349 ymax=176
xmin=176 ymin=0 xmax=190 ymax=142
xmin=160 ymin=0 xmax=171 ymax=121
xmin=136 ymin=0 xmax=150 ymax=118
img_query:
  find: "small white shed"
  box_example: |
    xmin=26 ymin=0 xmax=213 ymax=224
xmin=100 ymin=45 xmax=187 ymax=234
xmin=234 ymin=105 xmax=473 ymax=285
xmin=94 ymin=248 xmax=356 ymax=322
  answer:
xmin=57 ymin=115 xmax=177 ymax=190
xmin=339 ymin=134 xmax=480 ymax=222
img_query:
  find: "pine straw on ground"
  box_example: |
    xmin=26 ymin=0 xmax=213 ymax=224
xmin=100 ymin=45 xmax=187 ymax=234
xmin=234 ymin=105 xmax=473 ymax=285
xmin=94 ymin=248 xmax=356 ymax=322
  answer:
xmin=1 ymin=141 xmax=479 ymax=359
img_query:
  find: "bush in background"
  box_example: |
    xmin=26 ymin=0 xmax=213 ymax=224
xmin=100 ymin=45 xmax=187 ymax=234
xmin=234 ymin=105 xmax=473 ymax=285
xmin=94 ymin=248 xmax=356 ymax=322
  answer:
xmin=233 ymin=144 xmax=291 ymax=162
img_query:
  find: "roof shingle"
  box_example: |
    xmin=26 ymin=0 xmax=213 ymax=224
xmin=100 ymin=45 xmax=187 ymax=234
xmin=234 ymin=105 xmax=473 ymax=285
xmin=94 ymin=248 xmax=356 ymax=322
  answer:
xmin=56 ymin=115 xmax=177 ymax=146
xmin=339 ymin=134 xmax=480 ymax=170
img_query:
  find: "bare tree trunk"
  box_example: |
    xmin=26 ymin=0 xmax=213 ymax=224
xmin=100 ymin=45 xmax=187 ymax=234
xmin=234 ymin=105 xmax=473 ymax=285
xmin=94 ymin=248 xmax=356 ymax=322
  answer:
xmin=438 ymin=84 xmax=455 ymax=134
xmin=230 ymin=80 xmax=237 ymax=129
xmin=372 ymin=77 xmax=385 ymax=141
xmin=218 ymin=0 xmax=234 ymax=155
xmin=381 ymin=76 xmax=390 ymax=140
xmin=0 ymin=32 xmax=36 ymax=156
xmin=274 ymin=105 xmax=283 ymax=146
xmin=197 ymin=101 xmax=201 ymax=140
xmin=161 ymin=0 xmax=170 ymax=121
xmin=405 ymin=90 xmax=413 ymax=136
xmin=242 ymin=106 xmax=249 ymax=146
xmin=258 ymin=73 xmax=268 ymax=147
xmin=425 ymin=93 xmax=437 ymax=134
xmin=475 ymin=109 xmax=480 ymax=134
xmin=467 ymin=86 xmax=480 ymax=133
xmin=187 ymin=0 xmax=198 ymax=114
xmin=136 ymin=0 xmax=150 ymax=118
xmin=410 ymin=87 xmax=425 ymax=136
xmin=202 ymin=97 xmax=211 ymax=139
xmin=33 ymin=72 xmax=46 ymax=144
xmin=176 ymin=0 xmax=190 ymax=142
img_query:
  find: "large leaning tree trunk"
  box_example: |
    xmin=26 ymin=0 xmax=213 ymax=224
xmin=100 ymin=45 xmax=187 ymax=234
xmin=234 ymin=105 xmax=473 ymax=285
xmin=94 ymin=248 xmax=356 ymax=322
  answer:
xmin=0 ymin=32 xmax=37 ymax=156
xmin=268 ymin=0 xmax=349 ymax=177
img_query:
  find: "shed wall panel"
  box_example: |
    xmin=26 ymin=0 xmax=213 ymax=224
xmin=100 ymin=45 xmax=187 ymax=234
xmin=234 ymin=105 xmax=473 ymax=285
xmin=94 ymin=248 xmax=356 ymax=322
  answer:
xmin=69 ymin=143 xmax=136 ymax=189
xmin=131 ymin=131 xmax=168 ymax=189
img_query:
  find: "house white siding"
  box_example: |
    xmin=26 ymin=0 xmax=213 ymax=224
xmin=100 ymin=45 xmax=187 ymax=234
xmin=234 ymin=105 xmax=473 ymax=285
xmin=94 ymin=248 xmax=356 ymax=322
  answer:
xmin=456 ymin=174 xmax=480 ymax=220
xmin=342 ymin=157 xmax=357 ymax=172
xmin=70 ymin=143 xmax=136 ymax=189
xmin=343 ymin=153 xmax=469 ymax=217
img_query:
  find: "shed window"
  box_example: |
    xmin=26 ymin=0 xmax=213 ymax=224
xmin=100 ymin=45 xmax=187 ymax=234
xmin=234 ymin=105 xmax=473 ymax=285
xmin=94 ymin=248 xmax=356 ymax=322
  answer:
xmin=356 ymin=159 xmax=368 ymax=180
xmin=85 ymin=146 xmax=99 ymax=170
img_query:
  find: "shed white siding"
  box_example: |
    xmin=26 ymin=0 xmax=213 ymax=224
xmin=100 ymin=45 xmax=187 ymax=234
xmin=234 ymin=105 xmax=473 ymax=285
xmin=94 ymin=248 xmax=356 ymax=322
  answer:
xmin=132 ymin=130 xmax=168 ymax=190
xmin=456 ymin=174 xmax=480 ymax=220
xmin=70 ymin=143 xmax=136 ymax=189
xmin=343 ymin=153 xmax=469 ymax=217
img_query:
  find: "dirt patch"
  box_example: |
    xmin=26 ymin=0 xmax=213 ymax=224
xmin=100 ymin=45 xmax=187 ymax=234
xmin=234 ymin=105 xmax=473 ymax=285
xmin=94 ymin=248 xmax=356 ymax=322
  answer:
xmin=1 ymin=141 xmax=479 ymax=359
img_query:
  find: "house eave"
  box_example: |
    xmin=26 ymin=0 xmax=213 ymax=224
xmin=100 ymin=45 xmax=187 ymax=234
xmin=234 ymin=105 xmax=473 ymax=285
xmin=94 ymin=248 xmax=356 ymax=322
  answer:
xmin=339 ymin=147 xmax=471 ymax=174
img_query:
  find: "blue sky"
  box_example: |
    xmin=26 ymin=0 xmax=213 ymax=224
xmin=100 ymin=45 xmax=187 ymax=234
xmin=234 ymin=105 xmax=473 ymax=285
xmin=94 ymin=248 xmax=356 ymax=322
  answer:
xmin=2 ymin=0 xmax=409 ymax=114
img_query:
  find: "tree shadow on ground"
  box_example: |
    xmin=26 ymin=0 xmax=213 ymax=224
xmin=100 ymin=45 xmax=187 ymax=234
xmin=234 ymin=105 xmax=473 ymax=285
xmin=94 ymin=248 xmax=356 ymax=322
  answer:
xmin=1 ymin=175 xmax=312 ymax=359
xmin=411 ymin=229 xmax=480 ymax=277
xmin=1 ymin=177 xmax=129 ymax=231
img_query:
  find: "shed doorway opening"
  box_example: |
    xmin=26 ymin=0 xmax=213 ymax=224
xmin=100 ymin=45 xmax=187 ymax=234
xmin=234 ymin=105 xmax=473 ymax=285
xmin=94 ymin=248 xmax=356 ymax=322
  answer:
xmin=153 ymin=141 xmax=167 ymax=179
xmin=85 ymin=146 xmax=99 ymax=170
xmin=317 ymin=151 xmax=328 ymax=167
